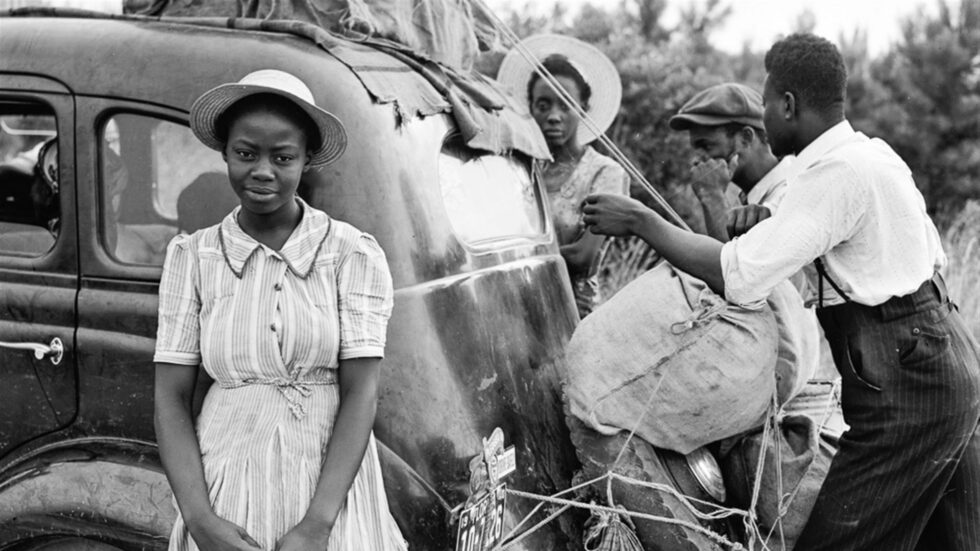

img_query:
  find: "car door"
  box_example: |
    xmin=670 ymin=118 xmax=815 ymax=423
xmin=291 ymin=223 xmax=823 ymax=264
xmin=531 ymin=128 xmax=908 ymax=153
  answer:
xmin=73 ymin=98 xmax=225 ymax=441
xmin=0 ymin=76 xmax=78 ymax=457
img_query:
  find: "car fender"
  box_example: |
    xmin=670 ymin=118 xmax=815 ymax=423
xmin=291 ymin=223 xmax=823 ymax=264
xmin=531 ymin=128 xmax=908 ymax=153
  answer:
xmin=0 ymin=437 xmax=172 ymax=550
xmin=0 ymin=436 xmax=457 ymax=550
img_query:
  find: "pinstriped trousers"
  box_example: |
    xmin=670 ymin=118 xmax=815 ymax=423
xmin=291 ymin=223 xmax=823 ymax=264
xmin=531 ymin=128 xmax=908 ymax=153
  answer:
xmin=796 ymin=278 xmax=980 ymax=551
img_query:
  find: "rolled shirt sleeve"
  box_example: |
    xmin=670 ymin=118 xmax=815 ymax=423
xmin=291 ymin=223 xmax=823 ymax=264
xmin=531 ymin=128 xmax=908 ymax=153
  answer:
xmin=154 ymin=234 xmax=202 ymax=365
xmin=721 ymin=158 xmax=868 ymax=308
xmin=337 ymin=233 xmax=395 ymax=360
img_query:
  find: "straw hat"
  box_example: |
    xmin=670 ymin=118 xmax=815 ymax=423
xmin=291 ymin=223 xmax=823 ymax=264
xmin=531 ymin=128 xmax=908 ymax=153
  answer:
xmin=497 ymin=34 xmax=622 ymax=145
xmin=190 ymin=69 xmax=347 ymax=167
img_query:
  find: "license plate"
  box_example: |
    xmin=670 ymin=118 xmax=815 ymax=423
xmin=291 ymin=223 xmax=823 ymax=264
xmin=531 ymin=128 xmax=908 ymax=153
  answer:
xmin=455 ymin=484 xmax=506 ymax=551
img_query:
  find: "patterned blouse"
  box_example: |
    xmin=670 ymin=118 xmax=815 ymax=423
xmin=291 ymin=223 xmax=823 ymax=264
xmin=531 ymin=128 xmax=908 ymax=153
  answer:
xmin=542 ymin=146 xmax=630 ymax=317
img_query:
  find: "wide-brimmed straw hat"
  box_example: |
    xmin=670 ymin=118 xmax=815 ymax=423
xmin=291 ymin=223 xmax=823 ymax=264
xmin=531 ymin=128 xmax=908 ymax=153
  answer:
xmin=497 ymin=34 xmax=622 ymax=145
xmin=189 ymin=69 xmax=347 ymax=167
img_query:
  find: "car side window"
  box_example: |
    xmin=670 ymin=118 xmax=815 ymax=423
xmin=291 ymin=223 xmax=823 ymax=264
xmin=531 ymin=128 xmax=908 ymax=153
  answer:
xmin=99 ymin=114 xmax=227 ymax=266
xmin=0 ymin=103 xmax=59 ymax=257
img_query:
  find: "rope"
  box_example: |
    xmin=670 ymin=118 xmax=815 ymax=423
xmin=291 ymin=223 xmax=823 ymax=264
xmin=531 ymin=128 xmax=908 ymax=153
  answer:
xmin=502 ymin=484 xmax=747 ymax=550
xmin=743 ymin=395 xmax=776 ymax=550
xmin=499 ymin=503 xmax=572 ymax=550
xmin=498 ymin=470 xmax=613 ymax=544
xmin=610 ymin=369 xmax=668 ymax=468
xmin=468 ymin=0 xmax=691 ymax=232
xmin=770 ymin=392 xmax=787 ymax=550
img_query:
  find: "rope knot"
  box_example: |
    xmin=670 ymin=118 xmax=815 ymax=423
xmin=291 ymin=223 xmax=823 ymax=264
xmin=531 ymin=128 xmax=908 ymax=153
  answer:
xmin=671 ymin=289 xmax=730 ymax=334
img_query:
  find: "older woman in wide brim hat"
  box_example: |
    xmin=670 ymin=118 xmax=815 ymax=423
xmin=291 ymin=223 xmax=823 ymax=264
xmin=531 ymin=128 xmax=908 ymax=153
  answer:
xmin=498 ymin=34 xmax=630 ymax=318
xmin=153 ymin=69 xmax=407 ymax=551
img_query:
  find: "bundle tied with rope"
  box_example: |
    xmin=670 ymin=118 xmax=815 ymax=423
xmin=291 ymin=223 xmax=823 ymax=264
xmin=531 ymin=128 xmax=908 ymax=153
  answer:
xmin=565 ymin=262 xmax=778 ymax=454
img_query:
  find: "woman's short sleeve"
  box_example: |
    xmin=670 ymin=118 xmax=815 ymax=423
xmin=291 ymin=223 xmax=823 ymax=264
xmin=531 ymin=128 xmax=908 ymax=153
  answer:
xmin=154 ymin=234 xmax=202 ymax=365
xmin=337 ymin=233 xmax=395 ymax=360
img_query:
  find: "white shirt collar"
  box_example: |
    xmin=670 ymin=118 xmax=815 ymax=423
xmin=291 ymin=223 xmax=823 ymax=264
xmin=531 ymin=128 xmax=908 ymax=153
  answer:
xmin=794 ymin=120 xmax=855 ymax=171
xmin=747 ymin=156 xmax=795 ymax=206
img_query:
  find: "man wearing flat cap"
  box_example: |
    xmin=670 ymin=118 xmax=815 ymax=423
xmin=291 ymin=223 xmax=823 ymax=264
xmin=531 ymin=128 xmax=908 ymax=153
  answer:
xmin=671 ymin=82 xmax=825 ymax=409
xmin=670 ymin=82 xmax=794 ymax=242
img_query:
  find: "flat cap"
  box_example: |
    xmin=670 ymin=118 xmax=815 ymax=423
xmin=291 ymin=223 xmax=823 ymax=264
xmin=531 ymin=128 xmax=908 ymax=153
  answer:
xmin=668 ymin=83 xmax=764 ymax=131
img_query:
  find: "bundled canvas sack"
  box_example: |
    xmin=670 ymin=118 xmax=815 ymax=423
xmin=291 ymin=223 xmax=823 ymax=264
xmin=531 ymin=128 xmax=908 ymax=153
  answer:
xmin=565 ymin=262 xmax=779 ymax=454
xmin=767 ymin=279 xmax=821 ymax=405
xmin=721 ymin=414 xmax=836 ymax=551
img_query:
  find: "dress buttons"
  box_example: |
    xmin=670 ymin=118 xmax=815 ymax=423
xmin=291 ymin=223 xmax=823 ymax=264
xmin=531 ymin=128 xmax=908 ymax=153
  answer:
xmin=912 ymin=327 xmax=921 ymax=336
xmin=270 ymin=323 xmax=277 ymax=332
xmin=274 ymin=283 xmax=282 ymax=291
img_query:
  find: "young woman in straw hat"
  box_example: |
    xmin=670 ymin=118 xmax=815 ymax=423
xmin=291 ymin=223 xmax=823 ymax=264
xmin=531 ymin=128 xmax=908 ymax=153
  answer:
xmin=153 ymin=69 xmax=407 ymax=551
xmin=498 ymin=34 xmax=630 ymax=318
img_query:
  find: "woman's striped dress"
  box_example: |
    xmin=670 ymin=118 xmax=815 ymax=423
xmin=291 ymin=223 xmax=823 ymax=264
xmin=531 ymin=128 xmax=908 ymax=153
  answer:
xmin=154 ymin=200 xmax=407 ymax=550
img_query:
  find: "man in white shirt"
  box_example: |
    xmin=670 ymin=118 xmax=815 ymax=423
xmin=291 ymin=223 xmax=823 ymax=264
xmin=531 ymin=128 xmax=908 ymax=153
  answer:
xmin=669 ymin=81 xmax=822 ymax=404
xmin=583 ymin=33 xmax=980 ymax=550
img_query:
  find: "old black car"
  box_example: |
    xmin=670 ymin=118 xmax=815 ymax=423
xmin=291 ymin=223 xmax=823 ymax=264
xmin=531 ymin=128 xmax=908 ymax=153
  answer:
xmin=0 ymin=9 xmax=581 ymax=550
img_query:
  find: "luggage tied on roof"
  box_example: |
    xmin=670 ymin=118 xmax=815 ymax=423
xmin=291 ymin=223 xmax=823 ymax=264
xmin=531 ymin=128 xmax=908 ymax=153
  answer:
xmin=127 ymin=0 xmax=550 ymax=159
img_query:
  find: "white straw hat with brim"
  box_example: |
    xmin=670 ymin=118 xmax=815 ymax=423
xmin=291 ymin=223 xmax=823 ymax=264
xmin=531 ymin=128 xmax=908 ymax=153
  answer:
xmin=189 ymin=69 xmax=347 ymax=168
xmin=497 ymin=34 xmax=622 ymax=145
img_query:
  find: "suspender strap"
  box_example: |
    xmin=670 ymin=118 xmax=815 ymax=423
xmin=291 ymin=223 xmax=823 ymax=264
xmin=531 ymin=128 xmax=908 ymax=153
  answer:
xmin=814 ymin=257 xmax=853 ymax=307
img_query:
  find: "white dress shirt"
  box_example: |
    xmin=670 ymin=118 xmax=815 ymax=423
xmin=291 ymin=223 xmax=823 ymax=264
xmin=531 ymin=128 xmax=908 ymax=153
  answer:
xmin=721 ymin=121 xmax=946 ymax=309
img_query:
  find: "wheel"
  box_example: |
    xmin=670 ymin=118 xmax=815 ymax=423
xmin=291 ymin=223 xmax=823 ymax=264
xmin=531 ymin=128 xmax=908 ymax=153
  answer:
xmin=10 ymin=538 xmax=124 ymax=551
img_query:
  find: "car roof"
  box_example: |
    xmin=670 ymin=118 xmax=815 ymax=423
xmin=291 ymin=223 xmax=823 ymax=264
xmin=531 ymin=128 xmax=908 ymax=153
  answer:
xmin=0 ymin=13 xmax=364 ymax=113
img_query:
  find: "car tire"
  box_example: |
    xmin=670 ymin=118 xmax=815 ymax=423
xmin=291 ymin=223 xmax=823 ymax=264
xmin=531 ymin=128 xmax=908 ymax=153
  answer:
xmin=8 ymin=538 xmax=125 ymax=551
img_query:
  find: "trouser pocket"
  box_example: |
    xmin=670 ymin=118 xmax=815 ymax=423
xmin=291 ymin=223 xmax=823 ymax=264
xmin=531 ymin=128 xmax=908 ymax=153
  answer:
xmin=842 ymin=337 xmax=882 ymax=392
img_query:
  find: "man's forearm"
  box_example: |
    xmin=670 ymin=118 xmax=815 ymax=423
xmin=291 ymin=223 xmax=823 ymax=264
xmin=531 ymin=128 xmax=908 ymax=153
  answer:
xmin=630 ymin=209 xmax=727 ymax=295
xmin=696 ymin=191 xmax=732 ymax=242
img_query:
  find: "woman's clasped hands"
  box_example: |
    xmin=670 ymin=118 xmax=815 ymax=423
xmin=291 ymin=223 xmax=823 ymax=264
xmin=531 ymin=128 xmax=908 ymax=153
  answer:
xmin=274 ymin=518 xmax=333 ymax=551
xmin=188 ymin=515 xmax=263 ymax=551
xmin=188 ymin=514 xmax=332 ymax=551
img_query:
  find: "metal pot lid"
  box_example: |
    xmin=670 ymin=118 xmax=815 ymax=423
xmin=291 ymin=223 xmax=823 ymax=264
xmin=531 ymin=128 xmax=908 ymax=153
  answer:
xmin=685 ymin=446 xmax=727 ymax=503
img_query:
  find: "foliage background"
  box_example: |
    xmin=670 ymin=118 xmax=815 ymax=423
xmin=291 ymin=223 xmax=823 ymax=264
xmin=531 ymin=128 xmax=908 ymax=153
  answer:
xmin=477 ymin=0 xmax=980 ymax=232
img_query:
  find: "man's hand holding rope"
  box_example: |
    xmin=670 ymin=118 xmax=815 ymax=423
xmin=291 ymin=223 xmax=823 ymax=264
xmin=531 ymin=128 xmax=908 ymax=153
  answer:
xmin=583 ymin=193 xmax=727 ymax=296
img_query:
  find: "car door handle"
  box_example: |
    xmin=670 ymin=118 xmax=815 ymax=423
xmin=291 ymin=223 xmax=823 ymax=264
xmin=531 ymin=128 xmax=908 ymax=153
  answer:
xmin=0 ymin=337 xmax=65 ymax=365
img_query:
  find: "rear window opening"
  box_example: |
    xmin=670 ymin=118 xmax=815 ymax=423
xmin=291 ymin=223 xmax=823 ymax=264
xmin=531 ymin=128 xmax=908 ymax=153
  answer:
xmin=438 ymin=135 xmax=545 ymax=247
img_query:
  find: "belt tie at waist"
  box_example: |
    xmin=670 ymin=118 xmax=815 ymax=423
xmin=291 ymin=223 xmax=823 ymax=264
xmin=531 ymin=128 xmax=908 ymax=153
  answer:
xmin=219 ymin=371 xmax=337 ymax=420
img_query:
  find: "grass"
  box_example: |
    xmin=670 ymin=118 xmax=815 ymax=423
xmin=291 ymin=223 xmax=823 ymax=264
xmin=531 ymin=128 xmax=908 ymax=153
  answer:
xmin=942 ymin=200 xmax=980 ymax=341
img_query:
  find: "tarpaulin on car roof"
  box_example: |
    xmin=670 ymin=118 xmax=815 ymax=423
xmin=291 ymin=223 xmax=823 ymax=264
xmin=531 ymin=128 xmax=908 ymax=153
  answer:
xmin=7 ymin=6 xmax=549 ymax=160
xmin=180 ymin=17 xmax=550 ymax=160
xmin=128 ymin=0 xmax=499 ymax=74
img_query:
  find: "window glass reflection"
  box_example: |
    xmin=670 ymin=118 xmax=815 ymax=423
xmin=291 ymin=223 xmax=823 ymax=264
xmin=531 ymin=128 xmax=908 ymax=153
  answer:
xmin=439 ymin=139 xmax=544 ymax=245
xmin=100 ymin=114 xmax=226 ymax=265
